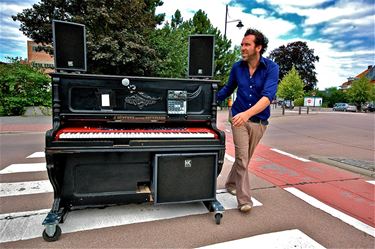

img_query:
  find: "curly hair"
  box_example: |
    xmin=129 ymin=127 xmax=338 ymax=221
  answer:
xmin=244 ymin=28 xmax=269 ymax=55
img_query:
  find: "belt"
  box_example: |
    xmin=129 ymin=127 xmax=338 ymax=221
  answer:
xmin=249 ymin=116 xmax=268 ymax=125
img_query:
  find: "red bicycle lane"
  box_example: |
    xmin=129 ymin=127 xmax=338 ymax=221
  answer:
xmin=216 ymin=110 xmax=375 ymax=229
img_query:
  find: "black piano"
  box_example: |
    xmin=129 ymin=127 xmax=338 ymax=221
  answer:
xmin=42 ymin=73 xmax=226 ymax=241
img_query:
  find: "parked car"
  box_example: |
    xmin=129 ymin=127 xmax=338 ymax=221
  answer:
xmin=362 ymin=103 xmax=375 ymax=112
xmin=332 ymin=103 xmax=356 ymax=112
xmin=279 ymin=100 xmax=294 ymax=109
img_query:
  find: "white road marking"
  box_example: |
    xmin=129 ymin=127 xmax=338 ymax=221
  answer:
xmin=271 ymin=148 xmax=311 ymax=162
xmin=366 ymin=180 xmax=375 ymax=185
xmin=216 ymin=190 xmax=262 ymax=209
xmin=225 ymin=153 xmax=235 ymax=162
xmin=0 ymin=180 xmax=53 ymax=197
xmin=26 ymin=152 xmax=45 ymax=158
xmin=0 ymin=209 xmax=50 ymax=220
xmin=0 ymin=163 xmax=46 ymax=174
xmin=198 ymin=229 xmax=325 ymax=249
xmin=0 ymin=192 xmax=258 ymax=243
xmin=285 ymin=187 xmax=375 ymax=237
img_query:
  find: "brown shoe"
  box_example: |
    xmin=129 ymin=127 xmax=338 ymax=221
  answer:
xmin=239 ymin=204 xmax=252 ymax=213
xmin=226 ymin=188 xmax=236 ymax=196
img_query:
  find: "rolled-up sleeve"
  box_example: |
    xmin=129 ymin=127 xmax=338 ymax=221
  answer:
xmin=261 ymin=62 xmax=279 ymax=102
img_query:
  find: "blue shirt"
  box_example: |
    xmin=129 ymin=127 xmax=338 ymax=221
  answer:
xmin=217 ymin=57 xmax=279 ymax=121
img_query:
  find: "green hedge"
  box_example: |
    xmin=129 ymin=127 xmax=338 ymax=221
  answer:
xmin=0 ymin=61 xmax=51 ymax=116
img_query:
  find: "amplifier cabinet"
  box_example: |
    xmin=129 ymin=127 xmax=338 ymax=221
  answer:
xmin=153 ymin=153 xmax=217 ymax=204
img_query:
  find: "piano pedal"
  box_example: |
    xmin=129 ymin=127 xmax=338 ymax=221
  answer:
xmin=137 ymin=184 xmax=151 ymax=194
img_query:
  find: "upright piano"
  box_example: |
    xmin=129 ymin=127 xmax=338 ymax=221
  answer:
xmin=42 ymin=73 xmax=226 ymax=241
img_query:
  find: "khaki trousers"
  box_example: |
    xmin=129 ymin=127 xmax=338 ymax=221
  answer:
xmin=226 ymin=121 xmax=267 ymax=207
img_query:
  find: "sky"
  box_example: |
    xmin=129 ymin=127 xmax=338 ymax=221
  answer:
xmin=1 ymin=0 xmax=374 ymax=90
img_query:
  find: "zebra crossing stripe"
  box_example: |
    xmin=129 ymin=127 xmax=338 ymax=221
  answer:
xmin=0 ymin=163 xmax=46 ymax=174
xmin=26 ymin=152 xmax=45 ymax=158
xmin=0 ymin=193 xmax=262 ymax=243
xmin=198 ymin=229 xmax=325 ymax=249
xmin=0 ymin=180 xmax=53 ymax=197
xmin=285 ymin=187 xmax=375 ymax=237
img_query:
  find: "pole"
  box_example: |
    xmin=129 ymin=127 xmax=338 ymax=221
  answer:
xmin=224 ymin=5 xmax=228 ymax=38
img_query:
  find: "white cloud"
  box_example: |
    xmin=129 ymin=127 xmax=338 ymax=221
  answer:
xmin=1 ymin=0 xmax=373 ymax=90
xmin=251 ymin=8 xmax=267 ymax=15
xmin=270 ymin=0 xmax=372 ymax=26
xmin=266 ymin=0 xmax=328 ymax=7
xmin=0 ymin=3 xmax=30 ymax=13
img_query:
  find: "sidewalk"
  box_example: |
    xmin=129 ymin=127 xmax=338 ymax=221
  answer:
xmin=0 ymin=116 xmax=52 ymax=133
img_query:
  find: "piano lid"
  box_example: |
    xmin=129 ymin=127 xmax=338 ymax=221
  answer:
xmin=51 ymin=73 xmax=219 ymax=122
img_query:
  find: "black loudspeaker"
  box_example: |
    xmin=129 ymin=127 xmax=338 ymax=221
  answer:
xmin=153 ymin=153 xmax=217 ymax=204
xmin=188 ymin=35 xmax=215 ymax=78
xmin=53 ymin=20 xmax=87 ymax=72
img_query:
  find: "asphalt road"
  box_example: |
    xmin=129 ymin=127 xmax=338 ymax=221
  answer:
xmin=0 ymin=109 xmax=374 ymax=248
xmin=264 ymin=108 xmax=374 ymax=162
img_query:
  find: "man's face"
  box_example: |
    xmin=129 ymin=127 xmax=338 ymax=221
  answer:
xmin=241 ymin=35 xmax=262 ymax=61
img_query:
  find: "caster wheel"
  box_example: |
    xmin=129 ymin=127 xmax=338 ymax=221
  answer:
xmin=215 ymin=213 xmax=222 ymax=225
xmin=42 ymin=225 xmax=61 ymax=242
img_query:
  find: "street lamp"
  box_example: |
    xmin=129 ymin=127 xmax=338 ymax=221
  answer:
xmin=224 ymin=4 xmax=243 ymax=109
xmin=224 ymin=4 xmax=244 ymax=38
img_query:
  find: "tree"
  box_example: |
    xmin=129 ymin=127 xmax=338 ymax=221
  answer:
xmin=150 ymin=22 xmax=191 ymax=78
xmin=0 ymin=58 xmax=51 ymax=116
xmin=277 ymin=66 xmax=305 ymax=102
xmin=347 ymin=76 xmax=375 ymax=111
xmin=171 ymin=9 xmax=183 ymax=28
xmin=151 ymin=9 xmax=239 ymax=83
xmin=268 ymin=41 xmax=319 ymax=91
xmin=12 ymin=0 xmax=165 ymax=76
xmin=321 ymin=87 xmax=348 ymax=107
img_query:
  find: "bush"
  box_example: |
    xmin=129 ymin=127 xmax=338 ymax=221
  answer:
xmin=0 ymin=60 xmax=51 ymax=116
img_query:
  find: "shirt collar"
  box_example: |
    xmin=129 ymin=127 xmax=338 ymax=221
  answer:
xmin=241 ymin=56 xmax=267 ymax=68
xmin=259 ymin=56 xmax=267 ymax=67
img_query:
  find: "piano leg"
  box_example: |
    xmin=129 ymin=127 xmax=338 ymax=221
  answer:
xmin=203 ymin=199 xmax=225 ymax=225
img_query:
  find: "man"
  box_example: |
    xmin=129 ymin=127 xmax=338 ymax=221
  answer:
xmin=217 ymin=28 xmax=279 ymax=213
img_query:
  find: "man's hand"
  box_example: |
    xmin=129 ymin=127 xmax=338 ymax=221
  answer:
xmin=232 ymin=111 xmax=251 ymax=127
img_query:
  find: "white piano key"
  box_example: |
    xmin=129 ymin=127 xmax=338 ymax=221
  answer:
xmin=58 ymin=130 xmax=215 ymax=139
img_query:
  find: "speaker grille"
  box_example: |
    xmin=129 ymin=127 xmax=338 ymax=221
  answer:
xmin=153 ymin=153 xmax=217 ymax=204
xmin=53 ymin=20 xmax=87 ymax=71
xmin=188 ymin=35 xmax=215 ymax=78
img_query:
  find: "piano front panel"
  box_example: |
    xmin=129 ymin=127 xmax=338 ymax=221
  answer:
xmin=63 ymin=152 xmax=149 ymax=192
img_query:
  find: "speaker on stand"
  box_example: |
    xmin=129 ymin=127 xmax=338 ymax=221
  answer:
xmin=188 ymin=35 xmax=215 ymax=79
xmin=52 ymin=20 xmax=87 ymax=72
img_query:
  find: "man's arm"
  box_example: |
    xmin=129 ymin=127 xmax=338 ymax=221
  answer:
xmin=231 ymin=96 xmax=270 ymax=127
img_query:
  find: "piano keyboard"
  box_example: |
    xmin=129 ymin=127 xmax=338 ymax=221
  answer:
xmin=56 ymin=127 xmax=217 ymax=140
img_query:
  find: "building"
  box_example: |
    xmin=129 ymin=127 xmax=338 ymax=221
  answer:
xmin=340 ymin=65 xmax=375 ymax=90
xmin=27 ymin=40 xmax=54 ymax=73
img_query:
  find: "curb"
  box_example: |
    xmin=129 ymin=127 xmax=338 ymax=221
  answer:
xmin=309 ymin=155 xmax=375 ymax=177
